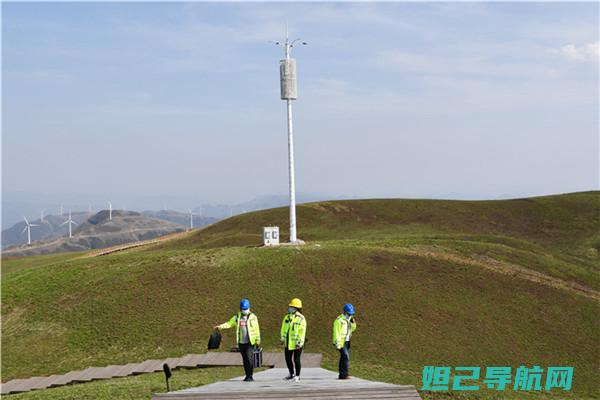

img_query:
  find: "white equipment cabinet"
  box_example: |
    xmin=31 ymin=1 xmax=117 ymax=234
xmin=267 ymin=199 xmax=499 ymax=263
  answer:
xmin=263 ymin=226 xmax=280 ymax=246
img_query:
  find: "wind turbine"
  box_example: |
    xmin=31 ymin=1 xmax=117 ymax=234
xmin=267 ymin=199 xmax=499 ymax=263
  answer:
xmin=40 ymin=209 xmax=45 ymax=222
xmin=108 ymin=201 xmax=112 ymax=220
xmin=88 ymin=203 xmax=93 ymax=215
xmin=60 ymin=204 xmax=64 ymax=216
xmin=188 ymin=208 xmax=195 ymax=229
xmin=61 ymin=210 xmax=77 ymax=238
xmin=22 ymin=217 xmax=39 ymax=245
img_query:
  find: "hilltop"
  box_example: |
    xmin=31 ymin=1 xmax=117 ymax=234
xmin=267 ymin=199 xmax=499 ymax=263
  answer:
xmin=141 ymin=210 xmax=218 ymax=228
xmin=2 ymin=191 xmax=599 ymax=399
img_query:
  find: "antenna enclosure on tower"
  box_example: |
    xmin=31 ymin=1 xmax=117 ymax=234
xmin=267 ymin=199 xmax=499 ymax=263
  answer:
xmin=280 ymin=58 xmax=297 ymax=100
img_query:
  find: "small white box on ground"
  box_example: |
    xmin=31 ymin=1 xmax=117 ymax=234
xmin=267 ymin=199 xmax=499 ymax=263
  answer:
xmin=263 ymin=226 xmax=280 ymax=246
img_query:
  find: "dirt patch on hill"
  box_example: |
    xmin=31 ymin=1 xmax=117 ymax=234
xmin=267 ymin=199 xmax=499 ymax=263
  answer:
xmin=308 ymin=202 xmax=353 ymax=214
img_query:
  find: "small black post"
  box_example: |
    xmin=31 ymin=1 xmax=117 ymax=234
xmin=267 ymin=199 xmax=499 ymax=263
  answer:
xmin=163 ymin=363 xmax=172 ymax=392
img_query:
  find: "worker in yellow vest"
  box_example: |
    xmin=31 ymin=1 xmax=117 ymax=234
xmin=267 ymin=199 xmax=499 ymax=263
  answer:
xmin=213 ymin=298 xmax=261 ymax=382
xmin=332 ymin=303 xmax=357 ymax=379
xmin=280 ymin=298 xmax=307 ymax=382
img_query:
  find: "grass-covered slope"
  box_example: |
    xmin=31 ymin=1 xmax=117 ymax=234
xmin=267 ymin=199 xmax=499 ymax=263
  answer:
xmin=2 ymin=192 xmax=599 ymax=399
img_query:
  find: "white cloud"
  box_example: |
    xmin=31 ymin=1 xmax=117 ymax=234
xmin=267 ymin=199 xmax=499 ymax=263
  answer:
xmin=553 ymin=42 xmax=599 ymax=63
xmin=373 ymin=48 xmax=561 ymax=81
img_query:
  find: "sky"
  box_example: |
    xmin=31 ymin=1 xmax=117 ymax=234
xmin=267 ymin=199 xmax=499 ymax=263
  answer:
xmin=2 ymin=2 xmax=599 ymax=207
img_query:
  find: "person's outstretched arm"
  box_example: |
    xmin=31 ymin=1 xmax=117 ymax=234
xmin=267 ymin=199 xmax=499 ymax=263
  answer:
xmin=214 ymin=315 xmax=236 ymax=330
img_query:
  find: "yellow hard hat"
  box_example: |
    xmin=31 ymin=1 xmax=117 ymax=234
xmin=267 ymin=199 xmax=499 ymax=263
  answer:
xmin=289 ymin=298 xmax=303 ymax=308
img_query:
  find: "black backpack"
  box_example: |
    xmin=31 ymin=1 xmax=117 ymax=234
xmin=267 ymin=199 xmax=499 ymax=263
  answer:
xmin=208 ymin=330 xmax=222 ymax=350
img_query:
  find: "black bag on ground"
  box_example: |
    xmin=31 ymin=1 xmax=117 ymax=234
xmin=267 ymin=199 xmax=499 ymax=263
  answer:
xmin=252 ymin=347 xmax=263 ymax=368
xmin=208 ymin=331 xmax=222 ymax=350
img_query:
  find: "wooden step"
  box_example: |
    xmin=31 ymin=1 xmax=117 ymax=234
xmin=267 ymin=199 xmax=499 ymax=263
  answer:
xmin=111 ymin=362 xmax=142 ymax=377
xmin=132 ymin=359 xmax=165 ymax=374
xmin=72 ymin=367 xmax=108 ymax=382
xmin=0 ymin=378 xmax=29 ymax=395
xmin=48 ymin=370 xmax=86 ymax=387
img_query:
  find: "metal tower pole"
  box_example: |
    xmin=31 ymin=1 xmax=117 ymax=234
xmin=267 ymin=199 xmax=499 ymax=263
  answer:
xmin=287 ymin=97 xmax=297 ymax=242
xmin=284 ymin=39 xmax=298 ymax=243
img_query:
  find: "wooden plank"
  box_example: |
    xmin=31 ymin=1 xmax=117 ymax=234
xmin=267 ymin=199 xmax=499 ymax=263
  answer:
xmin=198 ymin=352 xmax=240 ymax=366
xmin=27 ymin=375 xmax=63 ymax=390
xmin=72 ymin=367 xmax=106 ymax=382
xmin=91 ymin=366 xmax=121 ymax=380
xmin=132 ymin=359 xmax=165 ymax=374
xmin=0 ymin=379 xmax=29 ymax=395
xmin=100 ymin=365 xmax=129 ymax=378
xmin=111 ymin=362 xmax=141 ymax=377
xmin=48 ymin=370 xmax=86 ymax=387
xmin=174 ymin=354 xmax=196 ymax=368
xmin=164 ymin=357 xmax=183 ymax=369
xmin=6 ymin=376 xmax=47 ymax=394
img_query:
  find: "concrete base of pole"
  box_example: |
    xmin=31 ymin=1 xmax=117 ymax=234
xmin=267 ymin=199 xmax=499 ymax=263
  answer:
xmin=280 ymin=239 xmax=306 ymax=246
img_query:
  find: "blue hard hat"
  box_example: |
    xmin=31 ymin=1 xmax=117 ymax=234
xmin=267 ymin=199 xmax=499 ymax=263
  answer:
xmin=239 ymin=298 xmax=250 ymax=310
xmin=343 ymin=303 xmax=355 ymax=315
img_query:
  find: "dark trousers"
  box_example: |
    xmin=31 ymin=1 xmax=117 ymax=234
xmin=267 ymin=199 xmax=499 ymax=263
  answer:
xmin=284 ymin=348 xmax=303 ymax=376
xmin=239 ymin=343 xmax=254 ymax=378
xmin=338 ymin=341 xmax=350 ymax=378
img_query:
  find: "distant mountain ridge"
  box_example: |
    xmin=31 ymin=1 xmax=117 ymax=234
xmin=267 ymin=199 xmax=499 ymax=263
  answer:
xmin=2 ymin=209 xmax=218 ymax=249
xmin=2 ymin=210 xmax=188 ymax=256
xmin=1 ymin=212 xmax=90 ymax=248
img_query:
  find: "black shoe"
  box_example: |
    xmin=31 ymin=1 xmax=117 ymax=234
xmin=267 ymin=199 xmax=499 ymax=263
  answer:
xmin=284 ymin=374 xmax=295 ymax=380
xmin=244 ymin=377 xmax=254 ymax=382
xmin=339 ymin=375 xmax=350 ymax=380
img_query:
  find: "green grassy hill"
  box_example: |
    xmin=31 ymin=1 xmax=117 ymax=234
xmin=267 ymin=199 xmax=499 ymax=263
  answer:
xmin=2 ymin=191 xmax=599 ymax=399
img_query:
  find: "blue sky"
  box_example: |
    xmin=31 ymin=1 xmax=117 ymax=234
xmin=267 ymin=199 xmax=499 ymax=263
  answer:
xmin=2 ymin=2 xmax=598 ymax=205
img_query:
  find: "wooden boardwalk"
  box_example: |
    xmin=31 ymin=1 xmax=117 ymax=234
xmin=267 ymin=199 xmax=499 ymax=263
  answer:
xmin=84 ymin=229 xmax=194 ymax=257
xmin=153 ymin=367 xmax=422 ymax=399
xmin=0 ymin=352 xmax=322 ymax=395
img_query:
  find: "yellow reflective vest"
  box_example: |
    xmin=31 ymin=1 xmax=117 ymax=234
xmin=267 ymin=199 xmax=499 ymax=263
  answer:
xmin=332 ymin=314 xmax=356 ymax=350
xmin=218 ymin=312 xmax=261 ymax=346
xmin=280 ymin=311 xmax=307 ymax=350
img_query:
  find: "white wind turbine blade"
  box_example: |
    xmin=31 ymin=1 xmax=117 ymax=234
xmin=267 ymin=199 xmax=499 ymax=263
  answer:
xmin=71 ymin=220 xmax=78 ymax=225
xmin=23 ymin=216 xmax=29 ymax=225
xmin=61 ymin=220 xmax=69 ymax=226
xmin=29 ymin=224 xmax=39 ymax=227
xmin=21 ymin=226 xmax=28 ymax=234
